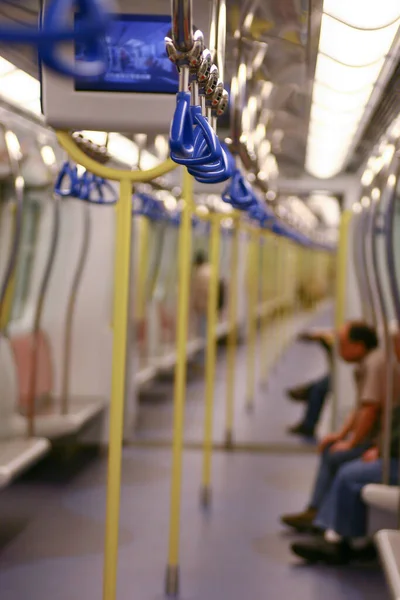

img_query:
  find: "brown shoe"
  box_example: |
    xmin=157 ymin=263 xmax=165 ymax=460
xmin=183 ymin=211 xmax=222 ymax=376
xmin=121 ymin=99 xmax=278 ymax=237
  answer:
xmin=281 ymin=508 xmax=318 ymax=533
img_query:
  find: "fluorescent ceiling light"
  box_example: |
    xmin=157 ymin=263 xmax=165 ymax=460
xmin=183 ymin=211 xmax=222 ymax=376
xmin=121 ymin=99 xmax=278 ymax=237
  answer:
xmin=108 ymin=133 xmax=138 ymax=166
xmin=319 ymin=14 xmax=398 ymax=66
xmin=0 ymin=57 xmax=16 ymax=77
xmin=324 ymin=0 xmax=400 ymax=29
xmin=315 ymin=54 xmax=383 ymax=93
xmin=40 ymin=145 xmax=56 ymax=166
xmin=312 ymin=81 xmax=371 ymax=112
xmin=306 ymin=1 xmax=400 ymax=179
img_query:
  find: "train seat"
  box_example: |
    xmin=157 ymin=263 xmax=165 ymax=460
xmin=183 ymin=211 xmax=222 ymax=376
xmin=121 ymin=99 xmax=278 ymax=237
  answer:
xmin=9 ymin=329 xmax=105 ymax=439
xmin=0 ymin=437 xmax=50 ymax=489
xmin=362 ymin=483 xmax=400 ymax=514
xmin=10 ymin=330 xmax=53 ymax=415
xmin=0 ymin=337 xmax=50 ymax=487
xmin=375 ymin=530 xmax=400 ymax=600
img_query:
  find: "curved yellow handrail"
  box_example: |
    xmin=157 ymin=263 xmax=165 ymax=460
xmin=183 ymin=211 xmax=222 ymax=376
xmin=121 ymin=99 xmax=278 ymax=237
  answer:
xmin=56 ymin=131 xmax=178 ymax=182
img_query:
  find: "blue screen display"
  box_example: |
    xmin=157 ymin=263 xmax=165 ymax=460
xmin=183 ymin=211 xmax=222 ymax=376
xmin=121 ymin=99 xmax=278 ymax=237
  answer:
xmin=75 ymin=14 xmax=179 ymax=94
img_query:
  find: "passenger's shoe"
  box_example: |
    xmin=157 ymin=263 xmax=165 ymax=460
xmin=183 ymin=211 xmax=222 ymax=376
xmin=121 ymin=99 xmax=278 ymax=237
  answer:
xmin=287 ymin=423 xmax=315 ymax=438
xmin=281 ymin=508 xmax=318 ymax=533
xmin=286 ymin=384 xmax=311 ymax=402
xmin=350 ymin=542 xmax=377 ymax=562
xmin=291 ymin=538 xmax=351 ymax=565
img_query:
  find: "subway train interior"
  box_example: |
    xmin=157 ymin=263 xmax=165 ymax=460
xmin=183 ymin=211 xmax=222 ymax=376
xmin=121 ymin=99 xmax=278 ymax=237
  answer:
xmin=1 ymin=0 xmax=400 ymax=599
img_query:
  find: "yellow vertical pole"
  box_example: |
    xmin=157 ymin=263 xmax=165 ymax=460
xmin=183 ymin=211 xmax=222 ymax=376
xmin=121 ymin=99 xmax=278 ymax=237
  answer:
xmin=136 ymin=216 xmax=150 ymax=320
xmin=201 ymin=213 xmax=221 ymax=507
xmin=165 ymin=170 xmax=193 ymax=597
xmin=271 ymin=236 xmax=280 ymax=368
xmin=276 ymin=237 xmax=285 ymax=361
xmin=261 ymin=233 xmax=270 ymax=387
xmin=246 ymin=229 xmax=259 ymax=412
xmin=224 ymin=219 xmax=239 ymax=448
xmin=103 ymin=179 xmax=132 ymax=600
xmin=331 ymin=209 xmax=352 ymax=431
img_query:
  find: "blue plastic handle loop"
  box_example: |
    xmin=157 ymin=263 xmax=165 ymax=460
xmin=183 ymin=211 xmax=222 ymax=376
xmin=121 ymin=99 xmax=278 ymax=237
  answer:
xmin=40 ymin=0 xmax=109 ymax=78
xmin=54 ymin=161 xmax=81 ymax=197
xmin=189 ymin=151 xmax=233 ymax=183
xmin=0 ymin=0 xmax=109 ymax=43
xmin=171 ymin=107 xmax=221 ymax=166
xmin=188 ymin=141 xmax=234 ymax=182
xmin=222 ymin=170 xmax=256 ymax=209
xmin=169 ymin=92 xmax=195 ymax=158
xmin=133 ymin=193 xmax=168 ymax=222
xmin=78 ymin=171 xmax=118 ymax=204
xmin=0 ymin=0 xmax=110 ymax=78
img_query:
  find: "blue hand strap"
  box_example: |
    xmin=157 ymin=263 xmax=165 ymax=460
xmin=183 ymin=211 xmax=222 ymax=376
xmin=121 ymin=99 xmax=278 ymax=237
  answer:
xmin=40 ymin=0 xmax=108 ymax=78
xmin=222 ymin=170 xmax=256 ymax=209
xmin=79 ymin=171 xmax=118 ymax=204
xmin=54 ymin=161 xmax=81 ymax=197
xmin=55 ymin=162 xmax=117 ymax=203
xmin=169 ymin=92 xmax=195 ymax=158
xmin=0 ymin=0 xmax=109 ymax=78
xmin=171 ymin=107 xmax=221 ymax=166
xmin=188 ymin=142 xmax=234 ymax=183
xmin=133 ymin=193 xmax=168 ymax=222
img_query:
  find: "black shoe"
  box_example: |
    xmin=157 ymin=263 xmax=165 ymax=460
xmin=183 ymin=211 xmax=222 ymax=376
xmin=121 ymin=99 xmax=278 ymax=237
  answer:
xmin=291 ymin=538 xmax=351 ymax=565
xmin=350 ymin=542 xmax=377 ymax=562
xmin=287 ymin=385 xmax=311 ymax=402
xmin=281 ymin=508 xmax=318 ymax=533
xmin=287 ymin=423 xmax=315 ymax=438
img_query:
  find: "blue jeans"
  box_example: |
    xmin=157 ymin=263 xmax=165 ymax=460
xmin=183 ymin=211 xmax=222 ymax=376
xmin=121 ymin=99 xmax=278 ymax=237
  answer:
xmin=309 ymin=441 xmax=372 ymax=510
xmin=315 ymin=458 xmax=399 ymax=538
xmin=302 ymin=374 xmax=331 ymax=433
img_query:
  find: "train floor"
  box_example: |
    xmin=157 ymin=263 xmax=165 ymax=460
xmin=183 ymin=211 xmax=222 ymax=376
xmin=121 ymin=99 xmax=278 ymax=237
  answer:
xmin=0 ymin=303 xmax=385 ymax=600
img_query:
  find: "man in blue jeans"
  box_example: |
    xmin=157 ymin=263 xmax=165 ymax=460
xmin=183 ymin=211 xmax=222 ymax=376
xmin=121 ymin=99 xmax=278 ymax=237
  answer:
xmin=287 ymin=328 xmax=334 ymax=437
xmin=288 ymin=373 xmax=331 ymax=438
xmin=290 ymin=448 xmax=399 ymax=564
xmin=281 ymin=320 xmax=381 ymax=532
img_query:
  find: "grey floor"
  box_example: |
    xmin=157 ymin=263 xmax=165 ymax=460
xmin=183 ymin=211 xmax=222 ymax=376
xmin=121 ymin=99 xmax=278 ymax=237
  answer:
xmin=135 ymin=302 xmax=333 ymax=448
xmin=0 ymin=302 xmax=386 ymax=600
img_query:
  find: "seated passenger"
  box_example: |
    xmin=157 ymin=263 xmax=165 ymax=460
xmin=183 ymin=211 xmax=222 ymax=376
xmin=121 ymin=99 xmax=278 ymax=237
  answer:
xmin=290 ymin=444 xmax=399 ymax=564
xmin=290 ymin=334 xmax=400 ymax=564
xmin=281 ymin=321 xmax=380 ymax=532
xmin=287 ymin=329 xmax=334 ymax=437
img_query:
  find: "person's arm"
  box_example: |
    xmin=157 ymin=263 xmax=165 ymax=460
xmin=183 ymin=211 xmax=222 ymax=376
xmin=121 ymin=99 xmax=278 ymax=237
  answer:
xmin=348 ymin=404 xmax=380 ymax=447
xmin=318 ymin=409 xmax=357 ymax=452
xmin=337 ymin=409 xmax=357 ymax=438
xmin=331 ymin=350 xmax=382 ymax=453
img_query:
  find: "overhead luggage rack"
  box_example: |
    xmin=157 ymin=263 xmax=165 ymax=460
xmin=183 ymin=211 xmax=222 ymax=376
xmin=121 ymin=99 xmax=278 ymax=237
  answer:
xmin=376 ymin=530 xmax=400 ymax=600
xmin=0 ymin=437 xmax=50 ymax=489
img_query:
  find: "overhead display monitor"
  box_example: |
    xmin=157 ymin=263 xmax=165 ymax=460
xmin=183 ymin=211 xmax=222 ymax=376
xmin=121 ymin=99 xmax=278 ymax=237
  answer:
xmin=41 ymin=0 xmax=211 ymax=133
xmin=75 ymin=15 xmax=179 ymax=94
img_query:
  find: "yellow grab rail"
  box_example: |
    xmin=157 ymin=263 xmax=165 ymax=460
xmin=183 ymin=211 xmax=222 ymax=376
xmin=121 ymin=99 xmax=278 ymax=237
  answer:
xmin=165 ymin=169 xmax=194 ymax=597
xmin=225 ymin=220 xmax=239 ymax=447
xmin=56 ymin=131 xmax=178 ymax=600
xmin=56 ymin=131 xmax=177 ymax=182
xmin=331 ymin=209 xmax=352 ymax=431
xmin=201 ymin=213 xmax=221 ymax=507
xmin=260 ymin=233 xmax=270 ymax=387
xmin=246 ymin=230 xmax=259 ymax=412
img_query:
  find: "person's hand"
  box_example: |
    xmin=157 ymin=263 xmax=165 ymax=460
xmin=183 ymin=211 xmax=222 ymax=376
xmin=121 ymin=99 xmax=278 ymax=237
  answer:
xmin=318 ymin=432 xmax=342 ymax=453
xmin=362 ymin=447 xmax=379 ymax=462
xmin=329 ymin=440 xmax=354 ymax=454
